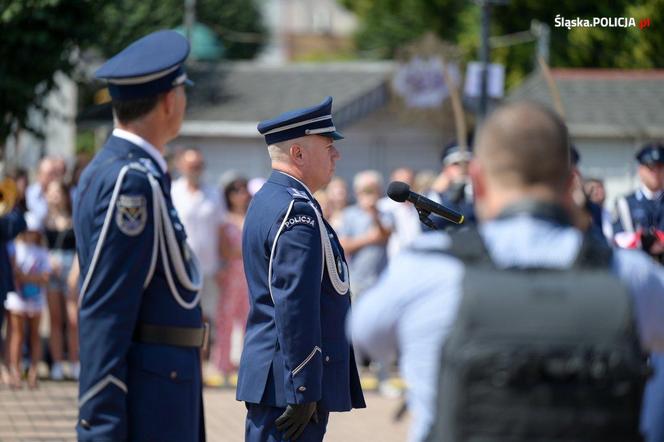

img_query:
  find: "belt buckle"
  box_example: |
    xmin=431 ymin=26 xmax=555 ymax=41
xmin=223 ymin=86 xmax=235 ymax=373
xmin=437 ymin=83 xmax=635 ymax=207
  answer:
xmin=202 ymin=322 xmax=210 ymax=351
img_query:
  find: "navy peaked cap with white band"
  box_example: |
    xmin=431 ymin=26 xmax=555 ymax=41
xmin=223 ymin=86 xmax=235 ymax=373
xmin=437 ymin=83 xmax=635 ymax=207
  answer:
xmin=257 ymin=96 xmax=344 ymax=145
xmin=95 ymin=30 xmax=193 ymax=101
xmin=636 ymin=143 xmax=664 ymax=165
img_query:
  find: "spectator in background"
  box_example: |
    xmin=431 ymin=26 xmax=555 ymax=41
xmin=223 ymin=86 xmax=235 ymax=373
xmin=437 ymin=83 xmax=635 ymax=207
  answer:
xmin=338 ymin=170 xmax=394 ymax=297
xmin=339 ymin=170 xmax=396 ymax=396
xmin=247 ymin=177 xmax=266 ymax=197
xmin=326 ymin=176 xmax=349 ymax=230
xmin=51 ymin=156 xmax=67 ymax=182
xmin=585 ymin=177 xmax=607 ymax=207
xmin=44 ymin=180 xmax=79 ymax=380
xmin=26 ymin=157 xmax=59 ymax=224
xmin=171 ymin=148 xmax=225 ymax=360
xmin=0 ymin=194 xmax=26 ymax=386
xmin=69 ymin=153 xmax=92 ymax=206
xmin=428 ymin=142 xmax=476 ymax=230
xmin=413 ymin=170 xmax=436 ymax=195
xmin=212 ymin=176 xmax=250 ymax=383
xmin=12 ymin=168 xmax=29 ymax=212
xmin=378 ymin=167 xmax=422 ymax=257
xmin=5 ymin=213 xmax=50 ymax=388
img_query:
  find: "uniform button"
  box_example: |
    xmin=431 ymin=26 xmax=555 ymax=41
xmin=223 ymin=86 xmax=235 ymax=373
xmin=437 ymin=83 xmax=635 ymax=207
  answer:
xmin=298 ymin=386 xmax=307 ymax=392
xmin=80 ymin=419 xmax=91 ymax=430
xmin=325 ymin=356 xmax=330 ymax=363
xmin=170 ymin=370 xmax=178 ymax=380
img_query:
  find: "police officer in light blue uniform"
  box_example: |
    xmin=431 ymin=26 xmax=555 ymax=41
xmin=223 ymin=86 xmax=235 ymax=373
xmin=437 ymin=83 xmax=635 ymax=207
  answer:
xmin=74 ymin=30 xmax=206 ymax=441
xmin=238 ymin=97 xmax=365 ymax=441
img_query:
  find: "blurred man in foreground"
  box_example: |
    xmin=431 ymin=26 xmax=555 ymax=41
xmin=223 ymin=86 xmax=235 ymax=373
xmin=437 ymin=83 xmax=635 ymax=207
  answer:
xmin=349 ymin=102 xmax=664 ymax=441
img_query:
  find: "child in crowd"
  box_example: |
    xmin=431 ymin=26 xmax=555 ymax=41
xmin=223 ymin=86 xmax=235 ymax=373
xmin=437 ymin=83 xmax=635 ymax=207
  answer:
xmin=4 ymin=213 xmax=50 ymax=388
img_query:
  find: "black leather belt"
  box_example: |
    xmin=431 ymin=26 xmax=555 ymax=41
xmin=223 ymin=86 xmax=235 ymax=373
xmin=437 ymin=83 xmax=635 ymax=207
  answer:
xmin=134 ymin=323 xmax=209 ymax=349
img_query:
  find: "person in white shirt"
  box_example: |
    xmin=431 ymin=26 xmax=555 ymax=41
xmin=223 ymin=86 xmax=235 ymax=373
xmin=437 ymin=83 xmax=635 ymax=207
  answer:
xmin=377 ymin=167 xmax=422 ymax=258
xmin=172 ymin=148 xmax=225 ymax=356
xmin=26 ymin=157 xmax=59 ymax=224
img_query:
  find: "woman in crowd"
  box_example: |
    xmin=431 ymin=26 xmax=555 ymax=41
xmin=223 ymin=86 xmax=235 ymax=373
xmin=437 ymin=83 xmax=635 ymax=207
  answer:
xmin=43 ymin=180 xmax=78 ymax=380
xmin=5 ymin=213 xmax=50 ymax=388
xmin=212 ymin=176 xmax=251 ymax=383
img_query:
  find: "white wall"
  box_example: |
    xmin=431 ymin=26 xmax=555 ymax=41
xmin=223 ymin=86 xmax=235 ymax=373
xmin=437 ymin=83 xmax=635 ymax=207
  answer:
xmin=175 ymin=107 xmax=448 ymax=190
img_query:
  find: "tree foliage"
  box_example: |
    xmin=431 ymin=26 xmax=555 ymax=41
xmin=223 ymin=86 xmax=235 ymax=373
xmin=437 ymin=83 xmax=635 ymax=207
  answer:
xmin=1 ymin=0 xmax=265 ymax=147
xmin=95 ymin=0 xmax=265 ymax=60
xmin=0 ymin=0 xmax=98 ymax=142
xmin=340 ymin=0 xmax=664 ymax=87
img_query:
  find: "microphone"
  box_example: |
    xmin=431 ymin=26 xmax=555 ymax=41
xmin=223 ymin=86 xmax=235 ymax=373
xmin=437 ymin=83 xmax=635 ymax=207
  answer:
xmin=387 ymin=181 xmax=464 ymax=225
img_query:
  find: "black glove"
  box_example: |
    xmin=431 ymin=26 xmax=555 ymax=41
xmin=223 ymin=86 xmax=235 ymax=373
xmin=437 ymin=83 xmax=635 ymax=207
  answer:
xmin=275 ymin=402 xmax=318 ymax=440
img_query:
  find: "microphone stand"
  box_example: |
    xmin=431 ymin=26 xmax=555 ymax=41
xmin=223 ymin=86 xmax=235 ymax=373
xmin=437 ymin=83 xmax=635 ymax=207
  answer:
xmin=417 ymin=208 xmax=438 ymax=230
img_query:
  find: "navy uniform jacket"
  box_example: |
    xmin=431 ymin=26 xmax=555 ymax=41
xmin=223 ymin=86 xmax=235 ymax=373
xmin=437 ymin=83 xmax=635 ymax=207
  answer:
xmin=74 ymin=135 xmax=204 ymax=442
xmin=237 ymin=171 xmax=365 ymax=411
xmin=0 ymin=208 xmax=26 ymax=301
xmin=613 ymin=189 xmax=664 ymax=234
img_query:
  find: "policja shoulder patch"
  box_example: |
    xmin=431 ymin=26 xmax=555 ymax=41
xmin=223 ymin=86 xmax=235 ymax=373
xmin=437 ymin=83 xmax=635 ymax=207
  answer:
xmin=115 ymin=194 xmax=147 ymax=236
xmin=284 ymin=214 xmax=316 ymax=230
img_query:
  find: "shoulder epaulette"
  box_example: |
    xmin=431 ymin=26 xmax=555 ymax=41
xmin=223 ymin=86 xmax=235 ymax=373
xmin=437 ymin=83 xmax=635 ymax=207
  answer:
xmin=286 ymin=187 xmax=311 ymax=201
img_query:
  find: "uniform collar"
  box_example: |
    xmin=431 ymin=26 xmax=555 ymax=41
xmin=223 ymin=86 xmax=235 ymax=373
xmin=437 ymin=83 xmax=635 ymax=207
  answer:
xmin=269 ymin=170 xmax=316 ymax=200
xmin=112 ymin=128 xmax=168 ymax=173
xmin=638 ymin=185 xmax=663 ymax=201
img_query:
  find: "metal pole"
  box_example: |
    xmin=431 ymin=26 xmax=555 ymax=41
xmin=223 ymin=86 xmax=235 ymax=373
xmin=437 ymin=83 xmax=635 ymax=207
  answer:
xmin=184 ymin=0 xmax=196 ymax=48
xmin=479 ymin=0 xmax=491 ymax=122
xmin=535 ymin=21 xmax=550 ymax=64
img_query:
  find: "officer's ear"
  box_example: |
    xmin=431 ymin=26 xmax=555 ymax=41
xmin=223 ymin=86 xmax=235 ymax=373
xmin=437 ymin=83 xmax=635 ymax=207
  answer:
xmin=290 ymin=143 xmax=305 ymax=164
xmin=161 ymin=89 xmax=177 ymax=116
xmin=469 ymin=159 xmax=485 ymax=199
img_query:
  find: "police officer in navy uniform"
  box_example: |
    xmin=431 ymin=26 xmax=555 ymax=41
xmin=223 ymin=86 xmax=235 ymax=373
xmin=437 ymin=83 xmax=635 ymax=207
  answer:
xmin=238 ymin=97 xmax=366 ymax=441
xmin=612 ymin=143 xmax=664 ymax=442
xmin=613 ymin=143 xmax=664 ymax=258
xmin=74 ymin=30 xmax=206 ymax=441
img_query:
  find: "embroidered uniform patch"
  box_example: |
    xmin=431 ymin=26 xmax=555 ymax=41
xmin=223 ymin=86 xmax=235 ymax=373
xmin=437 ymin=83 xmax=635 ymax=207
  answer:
xmin=284 ymin=215 xmax=315 ymax=229
xmin=115 ymin=194 xmax=147 ymax=236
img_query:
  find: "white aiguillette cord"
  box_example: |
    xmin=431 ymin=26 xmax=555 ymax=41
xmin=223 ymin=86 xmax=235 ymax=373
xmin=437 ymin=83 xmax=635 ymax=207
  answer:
xmin=78 ymin=163 xmax=202 ymax=309
xmin=308 ymin=202 xmax=349 ymax=295
xmin=147 ymin=173 xmax=202 ymax=309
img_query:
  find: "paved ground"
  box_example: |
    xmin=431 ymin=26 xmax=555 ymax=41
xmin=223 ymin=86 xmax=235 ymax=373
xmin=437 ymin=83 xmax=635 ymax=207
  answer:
xmin=0 ymin=381 xmax=410 ymax=441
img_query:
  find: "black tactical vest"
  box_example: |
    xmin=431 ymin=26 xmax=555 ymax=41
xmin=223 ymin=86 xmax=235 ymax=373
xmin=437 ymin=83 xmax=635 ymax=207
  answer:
xmin=426 ymin=220 xmax=649 ymax=442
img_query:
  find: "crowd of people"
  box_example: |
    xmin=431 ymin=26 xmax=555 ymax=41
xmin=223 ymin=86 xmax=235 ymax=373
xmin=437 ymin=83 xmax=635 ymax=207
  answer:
xmin=0 ymin=133 xmax=658 ymax=394
xmin=1 ymin=30 xmax=663 ymax=442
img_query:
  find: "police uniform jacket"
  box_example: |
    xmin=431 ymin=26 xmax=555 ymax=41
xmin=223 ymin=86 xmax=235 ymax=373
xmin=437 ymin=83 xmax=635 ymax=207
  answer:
xmin=74 ymin=134 xmax=204 ymax=441
xmin=236 ymin=171 xmax=365 ymax=411
xmin=613 ymin=188 xmax=664 ymax=234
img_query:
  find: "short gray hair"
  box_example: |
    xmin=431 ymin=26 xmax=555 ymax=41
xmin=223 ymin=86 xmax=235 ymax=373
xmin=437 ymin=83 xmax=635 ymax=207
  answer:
xmin=353 ymin=170 xmax=383 ymax=191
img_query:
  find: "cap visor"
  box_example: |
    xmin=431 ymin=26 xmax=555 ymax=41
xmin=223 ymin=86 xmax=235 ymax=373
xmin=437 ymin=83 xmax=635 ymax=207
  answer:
xmin=330 ymin=130 xmax=344 ymax=140
xmin=184 ymin=78 xmax=195 ymax=87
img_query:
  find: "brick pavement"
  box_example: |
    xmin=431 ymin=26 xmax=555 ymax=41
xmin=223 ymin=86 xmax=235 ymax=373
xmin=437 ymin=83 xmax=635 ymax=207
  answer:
xmin=0 ymin=381 xmax=410 ymax=441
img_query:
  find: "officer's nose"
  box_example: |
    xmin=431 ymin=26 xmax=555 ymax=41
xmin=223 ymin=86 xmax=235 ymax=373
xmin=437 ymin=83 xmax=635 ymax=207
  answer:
xmin=332 ymin=145 xmax=341 ymax=161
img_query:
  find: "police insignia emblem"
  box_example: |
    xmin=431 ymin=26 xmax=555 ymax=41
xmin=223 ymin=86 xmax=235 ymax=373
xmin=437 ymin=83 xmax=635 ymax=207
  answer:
xmin=115 ymin=194 xmax=147 ymax=236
